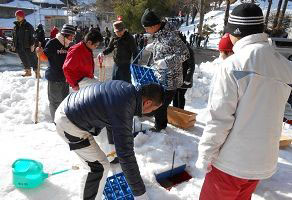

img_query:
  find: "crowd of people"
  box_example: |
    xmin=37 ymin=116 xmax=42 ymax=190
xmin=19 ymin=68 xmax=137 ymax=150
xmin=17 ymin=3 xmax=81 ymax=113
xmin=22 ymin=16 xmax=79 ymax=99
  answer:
xmin=10 ymin=3 xmax=292 ymax=200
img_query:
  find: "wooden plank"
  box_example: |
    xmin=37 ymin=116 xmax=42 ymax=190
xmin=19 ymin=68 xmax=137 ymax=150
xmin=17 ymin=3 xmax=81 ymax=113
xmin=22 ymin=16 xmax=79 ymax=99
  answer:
xmin=167 ymin=106 xmax=197 ymax=129
xmin=280 ymin=135 xmax=292 ymax=148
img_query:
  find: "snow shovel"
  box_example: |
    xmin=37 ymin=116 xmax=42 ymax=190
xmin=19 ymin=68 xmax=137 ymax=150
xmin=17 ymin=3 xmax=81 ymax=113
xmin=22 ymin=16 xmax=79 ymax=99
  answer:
xmin=12 ymin=158 xmax=79 ymax=189
xmin=33 ymin=51 xmax=41 ymax=124
xmin=155 ymin=151 xmax=192 ymax=190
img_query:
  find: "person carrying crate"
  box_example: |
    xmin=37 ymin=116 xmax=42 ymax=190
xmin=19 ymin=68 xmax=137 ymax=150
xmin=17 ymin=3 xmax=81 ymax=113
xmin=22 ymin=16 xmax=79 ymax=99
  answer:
xmin=141 ymin=8 xmax=190 ymax=132
xmin=54 ymin=81 xmax=164 ymax=200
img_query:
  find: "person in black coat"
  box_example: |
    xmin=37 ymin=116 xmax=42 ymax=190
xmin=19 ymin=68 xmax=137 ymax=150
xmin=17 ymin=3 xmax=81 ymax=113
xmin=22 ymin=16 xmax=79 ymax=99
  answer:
xmin=189 ymin=34 xmax=194 ymax=46
xmin=100 ymin=21 xmax=138 ymax=83
xmin=104 ymin=27 xmax=111 ymax=47
xmin=35 ymin=23 xmax=45 ymax=48
xmin=73 ymin=27 xmax=83 ymax=44
xmin=173 ymin=34 xmax=195 ymax=109
xmin=54 ymin=81 xmax=164 ymax=200
xmin=40 ymin=24 xmax=76 ymax=121
xmin=13 ymin=10 xmax=38 ymax=77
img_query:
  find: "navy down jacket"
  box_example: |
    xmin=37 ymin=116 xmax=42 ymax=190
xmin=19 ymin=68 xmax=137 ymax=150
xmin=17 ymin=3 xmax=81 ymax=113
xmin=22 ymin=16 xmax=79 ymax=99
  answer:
xmin=64 ymin=80 xmax=145 ymax=196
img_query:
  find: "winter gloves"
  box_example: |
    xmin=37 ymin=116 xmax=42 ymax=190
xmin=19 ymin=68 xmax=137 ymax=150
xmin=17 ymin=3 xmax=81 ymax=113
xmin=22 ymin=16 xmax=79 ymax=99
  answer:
xmin=145 ymin=42 xmax=154 ymax=52
xmin=155 ymin=59 xmax=167 ymax=69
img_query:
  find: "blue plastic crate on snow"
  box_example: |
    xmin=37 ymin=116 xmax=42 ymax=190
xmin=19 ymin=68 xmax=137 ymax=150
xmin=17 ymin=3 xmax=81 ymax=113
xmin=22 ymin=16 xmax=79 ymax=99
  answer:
xmin=103 ymin=172 xmax=134 ymax=200
xmin=130 ymin=64 xmax=159 ymax=87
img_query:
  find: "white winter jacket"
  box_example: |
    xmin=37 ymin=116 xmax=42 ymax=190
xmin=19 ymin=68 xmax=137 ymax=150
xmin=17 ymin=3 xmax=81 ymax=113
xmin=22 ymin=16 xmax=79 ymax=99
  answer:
xmin=197 ymin=33 xmax=292 ymax=180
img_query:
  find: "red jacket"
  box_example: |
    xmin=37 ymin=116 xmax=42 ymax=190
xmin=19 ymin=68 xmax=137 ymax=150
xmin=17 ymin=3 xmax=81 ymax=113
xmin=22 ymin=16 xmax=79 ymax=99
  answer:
xmin=50 ymin=27 xmax=59 ymax=39
xmin=63 ymin=42 xmax=95 ymax=88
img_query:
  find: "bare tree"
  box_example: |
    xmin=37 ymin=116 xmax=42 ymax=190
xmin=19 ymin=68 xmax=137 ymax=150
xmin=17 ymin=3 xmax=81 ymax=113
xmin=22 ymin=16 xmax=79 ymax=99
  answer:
xmin=277 ymin=0 xmax=289 ymax=29
xmin=186 ymin=12 xmax=190 ymax=26
xmin=223 ymin=0 xmax=230 ymax=30
xmin=264 ymin=0 xmax=272 ymax=30
xmin=272 ymin=0 xmax=283 ymax=29
xmin=198 ymin=0 xmax=205 ymax=36
xmin=96 ymin=0 xmax=114 ymax=12
xmin=191 ymin=4 xmax=198 ymax=24
xmin=218 ymin=0 xmax=223 ymax=8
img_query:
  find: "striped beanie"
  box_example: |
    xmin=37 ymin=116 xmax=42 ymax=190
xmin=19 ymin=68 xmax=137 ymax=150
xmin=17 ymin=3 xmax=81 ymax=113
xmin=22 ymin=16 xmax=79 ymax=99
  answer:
xmin=225 ymin=3 xmax=264 ymax=37
xmin=61 ymin=24 xmax=75 ymax=35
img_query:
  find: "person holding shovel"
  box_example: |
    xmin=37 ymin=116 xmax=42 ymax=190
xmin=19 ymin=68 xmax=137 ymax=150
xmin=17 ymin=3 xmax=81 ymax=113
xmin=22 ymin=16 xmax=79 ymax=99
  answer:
xmin=36 ymin=24 xmax=75 ymax=121
xmin=55 ymin=81 xmax=164 ymax=200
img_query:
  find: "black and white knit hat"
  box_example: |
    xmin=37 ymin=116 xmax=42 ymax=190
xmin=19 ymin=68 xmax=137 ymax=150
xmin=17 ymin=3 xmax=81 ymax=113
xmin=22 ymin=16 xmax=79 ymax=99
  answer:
xmin=61 ymin=24 xmax=76 ymax=35
xmin=225 ymin=3 xmax=264 ymax=37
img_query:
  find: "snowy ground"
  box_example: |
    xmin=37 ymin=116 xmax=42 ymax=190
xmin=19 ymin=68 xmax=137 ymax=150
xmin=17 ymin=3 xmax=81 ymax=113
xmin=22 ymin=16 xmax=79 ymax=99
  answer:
xmin=1 ymin=1 xmax=292 ymax=199
xmin=0 ymin=51 xmax=292 ymax=200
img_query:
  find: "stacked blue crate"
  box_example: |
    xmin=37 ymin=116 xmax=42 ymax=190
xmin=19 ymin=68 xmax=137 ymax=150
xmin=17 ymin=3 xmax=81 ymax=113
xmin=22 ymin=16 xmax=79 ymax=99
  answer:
xmin=130 ymin=64 xmax=159 ymax=87
xmin=103 ymin=172 xmax=134 ymax=200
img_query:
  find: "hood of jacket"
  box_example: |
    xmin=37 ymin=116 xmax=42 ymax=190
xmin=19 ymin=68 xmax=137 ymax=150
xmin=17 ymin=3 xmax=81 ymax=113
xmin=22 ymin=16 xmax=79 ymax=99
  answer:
xmin=153 ymin=21 xmax=177 ymax=38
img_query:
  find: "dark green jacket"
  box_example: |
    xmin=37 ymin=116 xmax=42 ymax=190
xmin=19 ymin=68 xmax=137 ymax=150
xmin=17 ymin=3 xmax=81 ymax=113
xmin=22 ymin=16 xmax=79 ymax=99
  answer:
xmin=103 ymin=31 xmax=138 ymax=65
xmin=13 ymin=19 xmax=35 ymax=50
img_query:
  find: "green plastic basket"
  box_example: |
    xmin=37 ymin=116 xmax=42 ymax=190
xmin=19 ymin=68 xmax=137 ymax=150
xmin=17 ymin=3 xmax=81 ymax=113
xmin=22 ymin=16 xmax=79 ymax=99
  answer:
xmin=12 ymin=159 xmax=49 ymax=189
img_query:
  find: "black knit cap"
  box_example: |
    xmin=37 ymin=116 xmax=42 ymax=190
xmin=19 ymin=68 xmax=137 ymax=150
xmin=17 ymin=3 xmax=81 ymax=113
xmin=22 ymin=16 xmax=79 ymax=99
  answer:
xmin=141 ymin=8 xmax=161 ymax=27
xmin=225 ymin=3 xmax=264 ymax=37
xmin=61 ymin=24 xmax=76 ymax=35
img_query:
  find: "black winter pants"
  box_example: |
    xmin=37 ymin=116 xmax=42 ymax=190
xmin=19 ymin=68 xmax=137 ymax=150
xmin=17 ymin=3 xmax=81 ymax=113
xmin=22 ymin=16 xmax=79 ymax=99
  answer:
xmin=105 ymin=37 xmax=110 ymax=47
xmin=173 ymin=88 xmax=187 ymax=109
xmin=17 ymin=48 xmax=37 ymax=70
xmin=146 ymin=90 xmax=176 ymax=130
xmin=112 ymin=63 xmax=131 ymax=83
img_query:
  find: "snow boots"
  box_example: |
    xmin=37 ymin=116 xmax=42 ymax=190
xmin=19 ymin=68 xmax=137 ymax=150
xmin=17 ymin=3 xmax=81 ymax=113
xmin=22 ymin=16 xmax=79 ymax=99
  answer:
xmin=22 ymin=69 xmax=41 ymax=78
xmin=22 ymin=69 xmax=32 ymax=77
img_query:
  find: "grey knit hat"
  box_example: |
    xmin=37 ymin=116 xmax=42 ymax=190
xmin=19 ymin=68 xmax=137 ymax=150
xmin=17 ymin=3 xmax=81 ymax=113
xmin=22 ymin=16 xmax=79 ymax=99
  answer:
xmin=61 ymin=24 xmax=75 ymax=35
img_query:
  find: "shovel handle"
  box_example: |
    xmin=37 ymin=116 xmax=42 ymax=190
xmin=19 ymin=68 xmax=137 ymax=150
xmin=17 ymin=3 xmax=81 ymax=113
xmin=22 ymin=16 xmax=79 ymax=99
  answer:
xmin=170 ymin=151 xmax=176 ymax=177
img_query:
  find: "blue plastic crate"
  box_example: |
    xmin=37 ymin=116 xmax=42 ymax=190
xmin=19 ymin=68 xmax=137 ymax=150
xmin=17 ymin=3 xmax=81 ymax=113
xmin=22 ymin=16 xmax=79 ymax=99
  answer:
xmin=103 ymin=172 xmax=134 ymax=200
xmin=130 ymin=64 xmax=159 ymax=87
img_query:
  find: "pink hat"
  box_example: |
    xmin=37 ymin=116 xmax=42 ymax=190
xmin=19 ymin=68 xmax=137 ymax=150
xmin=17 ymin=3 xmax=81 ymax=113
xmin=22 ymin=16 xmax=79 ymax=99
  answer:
xmin=15 ymin=10 xmax=25 ymax=18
